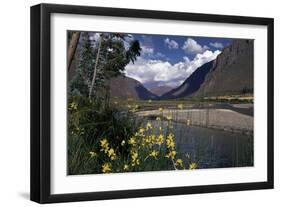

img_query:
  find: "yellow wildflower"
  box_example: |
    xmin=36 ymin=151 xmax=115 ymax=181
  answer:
xmin=107 ymin=148 xmax=116 ymax=160
xmin=132 ymin=159 xmax=140 ymax=166
xmin=189 ymin=162 xmax=198 ymax=170
xmin=158 ymin=107 xmax=163 ymax=112
xmin=131 ymin=151 xmax=138 ymax=160
xmin=149 ymin=150 xmax=159 ymax=158
xmin=138 ymin=127 xmax=145 ymax=134
xmin=156 ymin=134 xmax=164 ymax=145
xmin=175 ymin=159 xmax=183 ymax=167
xmin=128 ymin=137 xmax=136 ymax=145
xmin=101 ymin=163 xmax=111 ymax=173
xmin=177 ymin=104 xmax=184 ymax=110
xmin=166 ymin=150 xmax=177 ymax=159
xmin=100 ymin=139 xmax=109 ymax=153
xmin=166 ymin=133 xmax=175 ymax=149
xmin=167 ymin=133 xmax=174 ymax=139
xmin=151 ymin=134 xmax=156 ymax=143
xmin=146 ymin=122 xmax=153 ymax=130
xmin=145 ymin=136 xmax=151 ymax=144
xmin=89 ymin=151 xmax=97 ymax=158
xmin=69 ymin=102 xmax=78 ymax=110
xmin=156 ymin=117 xmax=161 ymax=121
xmin=121 ymin=140 xmax=126 ymax=146
xmin=166 ymin=115 xmax=172 ymax=120
xmin=131 ymin=151 xmax=140 ymax=166
xmin=123 ymin=164 xmax=129 ymax=171
xmin=100 ymin=139 xmax=108 ymax=148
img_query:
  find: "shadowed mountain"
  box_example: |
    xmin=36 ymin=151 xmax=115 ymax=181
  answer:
xmin=194 ymin=39 xmax=253 ymax=97
xmin=161 ymin=61 xmax=215 ymax=99
xmin=161 ymin=39 xmax=254 ymax=99
xmin=109 ymin=76 xmax=158 ymax=100
xmin=149 ymin=86 xmax=174 ymax=96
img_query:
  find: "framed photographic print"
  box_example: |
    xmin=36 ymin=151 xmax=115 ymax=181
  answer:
xmin=30 ymin=3 xmax=274 ymax=203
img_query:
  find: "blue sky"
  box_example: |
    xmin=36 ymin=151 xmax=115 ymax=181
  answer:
xmin=125 ymin=34 xmax=232 ymax=89
xmin=133 ymin=34 xmax=232 ymax=64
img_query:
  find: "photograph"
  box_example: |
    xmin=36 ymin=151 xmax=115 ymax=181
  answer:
xmin=29 ymin=3 xmax=274 ymax=203
xmin=67 ymin=31 xmax=254 ymax=175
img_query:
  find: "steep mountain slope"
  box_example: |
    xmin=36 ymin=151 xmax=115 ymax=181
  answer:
xmin=149 ymin=86 xmax=174 ymax=96
xmin=109 ymin=76 xmax=158 ymax=100
xmin=161 ymin=61 xmax=215 ymax=99
xmin=194 ymin=39 xmax=254 ymax=97
xmin=161 ymin=39 xmax=254 ymax=99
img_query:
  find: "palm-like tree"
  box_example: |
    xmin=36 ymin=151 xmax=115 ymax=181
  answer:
xmin=88 ymin=33 xmax=141 ymax=97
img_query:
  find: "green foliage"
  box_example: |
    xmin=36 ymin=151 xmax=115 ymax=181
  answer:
xmin=67 ymin=96 xmax=140 ymax=174
xmin=126 ymin=40 xmax=141 ymax=64
xmin=68 ymin=96 xmax=140 ymax=151
xmin=69 ymin=32 xmax=95 ymax=96
xmin=69 ymin=32 xmax=141 ymax=98
xmin=99 ymin=35 xmax=128 ymax=79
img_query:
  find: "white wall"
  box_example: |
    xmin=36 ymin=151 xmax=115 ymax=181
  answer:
xmin=0 ymin=0 xmax=279 ymax=206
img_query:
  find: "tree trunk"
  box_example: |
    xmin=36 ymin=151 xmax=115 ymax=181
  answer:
xmin=67 ymin=32 xmax=80 ymax=71
xmin=89 ymin=38 xmax=102 ymax=98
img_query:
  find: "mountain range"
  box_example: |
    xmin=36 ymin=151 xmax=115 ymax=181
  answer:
xmin=161 ymin=39 xmax=254 ymax=99
xmin=109 ymin=39 xmax=253 ymax=100
xmin=109 ymin=76 xmax=158 ymax=100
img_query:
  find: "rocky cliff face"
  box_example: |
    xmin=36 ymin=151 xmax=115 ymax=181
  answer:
xmin=193 ymin=39 xmax=254 ymax=97
xmin=109 ymin=76 xmax=158 ymax=100
xmin=161 ymin=39 xmax=254 ymax=99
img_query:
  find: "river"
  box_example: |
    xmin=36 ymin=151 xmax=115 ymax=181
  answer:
xmin=149 ymin=119 xmax=253 ymax=169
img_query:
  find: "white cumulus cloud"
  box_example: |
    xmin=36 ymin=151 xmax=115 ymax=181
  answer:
xmin=182 ymin=38 xmax=209 ymax=54
xmin=125 ymin=50 xmax=221 ymax=89
xmin=164 ymin=38 xmax=179 ymax=49
xmin=141 ymin=45 xmax=154 ymax=55
xmin=209 ymin=42 xmax=224 ymax=49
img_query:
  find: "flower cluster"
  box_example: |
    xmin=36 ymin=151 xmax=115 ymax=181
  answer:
xmin=102 ymin=163 xmax=111 ymax=173
xmin=69 ymin=101 xmax=78 ymax=110
xmin=86 ymin=107 xmax=197 ymax=174
xmin=130 ymin=150 xmax=140 ymax=166
xmin=100 ymin=138 xmax=117 ymax=161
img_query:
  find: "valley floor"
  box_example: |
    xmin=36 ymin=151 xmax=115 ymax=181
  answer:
xmin=115 ymin=98 xmax=254 ymax=134
xmin=136 ymin=106 xmax=253 ymax=134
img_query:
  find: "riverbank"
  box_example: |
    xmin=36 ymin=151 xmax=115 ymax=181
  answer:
xmin=136 ymin=107 xmax=253 ymax=135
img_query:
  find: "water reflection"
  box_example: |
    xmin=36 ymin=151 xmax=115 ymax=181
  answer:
xmin=149 ymin=120 xmax=253 ymax=169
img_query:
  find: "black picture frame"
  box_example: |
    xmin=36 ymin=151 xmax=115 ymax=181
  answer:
xmin=30 ymin=3 xmax=274 ymax=204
